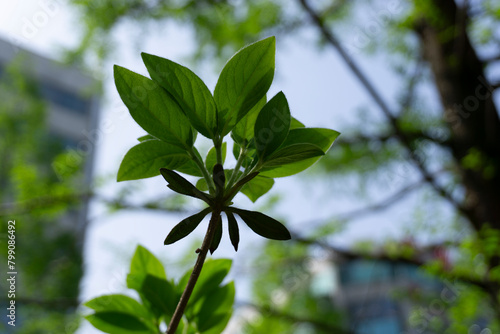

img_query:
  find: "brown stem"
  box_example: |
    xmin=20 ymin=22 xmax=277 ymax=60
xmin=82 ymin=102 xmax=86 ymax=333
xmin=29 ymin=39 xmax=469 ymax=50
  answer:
xmin=166 ymin=207 xmax=222 ymax=333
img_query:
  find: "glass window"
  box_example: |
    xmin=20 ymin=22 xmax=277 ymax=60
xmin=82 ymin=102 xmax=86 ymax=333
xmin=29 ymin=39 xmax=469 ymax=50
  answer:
xmin=349 ymin=298 xmax=402 ymax=334
xmin=39 ymin=82 xmax=89 ymax=115
xmin=340 ymin=259 xmax=393 ymax=285
xmin=356 ymin=317 xmax=401 ymax=334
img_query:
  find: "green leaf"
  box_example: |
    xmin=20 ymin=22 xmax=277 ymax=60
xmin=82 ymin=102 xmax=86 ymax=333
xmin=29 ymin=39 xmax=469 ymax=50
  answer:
xmin=195 ymin=282 xmax=235 ymax=332
xmin=232 ymin=95 xmax=266 ymax=144
xmin=117 ymin=140 xmax=190 ymax=182
xmin=84 ymin=294 xmax=155 ymax=333
xmin=196 ymin=178 xmax=209 ymax=191
xmin=214 ymin=36 xmax=275 ymax=136
xmin=226 ymin=212 xmax=240 ymax=252
xmin=209 ymin=216 xmax=223 ymax=255
xmin=137 ymin=134 xmax=156 ymax=142
xmin=229 ymin=208 xmax=291 ymax=240
xmin=176 ymin=160 xmax=203 ymax=177
xmin=85 ymin=294 xmax=151 ymax=320
xmin=281 ymin=128 xmax=340 ymax=151
xmin=114 ymin=65 xmax=193 ymax=148
xmin=205 ymin=142 xmax=227 ymax=173
xmin=254 ymin=91 xmax=291 ymax=159
xmin=164 ymin=208 xmax=211 ymax=245
xmin=142 ymin=53 xmax=217 ymax=139
xmin=140 ymin=275 xmax=177 ymax=317
xmin=240 ymin=175 xmax=274 ymax=202
xmin=160 ymin=168 xmax=212 ymax=204
xmin=262 ymin=143 xmax=324 ymax=168
xmin=179 ymin=259 xmax=232 ymax=308
xmin=127 ymin=245 xmax=166 ymax=291
xmin=260 ymin=128 xmax=340 ymax=178
xmin=290 ymin=117 xmax=305 ymax=129
xmin=85 ymin=312 xmax=152 ymax=334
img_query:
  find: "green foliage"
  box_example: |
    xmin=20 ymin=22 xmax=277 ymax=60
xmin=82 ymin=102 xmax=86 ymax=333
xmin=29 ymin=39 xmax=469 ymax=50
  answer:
xmin=0 ymin=60 xmax=86 ymax=333
xmin=117 ymin=140 xmax=190 ymax=181
xmin=214 ymin=36 xmax=276 ymax=136
xmin=85 ymin=245 xmax=235 ymax=334
xmin=114 ymin=66 xmax=194 ymax=148
xmin=244 ymin=239 xmax=344 ymax=333
xmin=115 ymin=36 xmax=339 ymax=248
xmin=142 ymin=53 xmax=218 ymax=139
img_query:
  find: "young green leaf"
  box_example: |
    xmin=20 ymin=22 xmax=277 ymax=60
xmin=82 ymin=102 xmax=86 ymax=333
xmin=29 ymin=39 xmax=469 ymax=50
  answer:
xmin=175 ymin=160 xmax=203 ymax=177
xmin=137 ymin=134 xmax=156 ymax=142
xmin=290 ymin=117 xmax=305 ymax=129
xmin=261 ymin=143 xmax=324 ymax=168
xmin=139 ymin=275 xmax=178 ymax=316
xmin=178 ymin=259 xmax=232 ymax=308
xmin=84 ymin=294 xmax=155 ymax=333
xmin=240 ymin=175 xmax=274 ymax=202
xmin=209 ymin=216 xmax=223 ymax=255
xmin=142 ymin=53 xmax=217 ymax=139
xmin=205 ymin=142 xmax=227 ymax=173
xmin=194 ymin=282 xmax=235 ymax=332
xmin=214 ymin=36 xmax=276 ymax=136
xmin=85 ymin=294 xmax=152 ymax=321
xmin=126 ymin=245 xmax=167 ymax=292
xmin=229 ymin=208 xmax=291 ymax=240
xmin=117 ymin=140 xmax=190 ymax=182
xmin=160 ymin=168 xmax=212 ymax=204
xmin=280 ymin=128 xmax=340 ymax=151
xmin=254 ymin=91 xmax=291 ymax=160
xmin=196 ymin=178 xmax=209 ymax=192
xmin=85 ymin=312 xmax=153 ymax=334
xmin=164 ymin=208 xmax=211 ymax=245
xmin=231 ymin=95 xmax=266 ymax=144
xmin=114 ymin=65 xmax=193 ymax=148
xmin=260 ymin=128 xmax=340 ymax=178
xmin=226 ymin=212 xmax=240 ymax=252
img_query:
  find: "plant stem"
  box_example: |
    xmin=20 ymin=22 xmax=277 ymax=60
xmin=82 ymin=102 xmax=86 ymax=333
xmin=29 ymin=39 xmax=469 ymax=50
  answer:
xmin=188 ymin=147 xmax=216 ymax=195
xmin=226 ymin=145 xmax=247 ymax=189
xmin=214 ymin=136 xmax=223 ymax=166
xmin=166 ymin=207 xmax=222 ymax=334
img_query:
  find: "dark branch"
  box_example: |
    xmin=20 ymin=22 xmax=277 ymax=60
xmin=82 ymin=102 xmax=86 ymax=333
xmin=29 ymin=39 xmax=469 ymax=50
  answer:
xmin=237 ymin=301 xmax=353 ymax=334
xmin=297 ymin=0 xmax=474 ymax=223
xmin=334 ymin=180 xmax=424 ymax=222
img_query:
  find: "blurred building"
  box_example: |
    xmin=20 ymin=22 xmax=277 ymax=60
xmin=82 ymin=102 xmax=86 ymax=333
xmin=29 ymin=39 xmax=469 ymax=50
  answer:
xmin=0 ymin=37 xmax=100 ymax=332
xmin=334 ymin=257 xmax=443 ymax=334
xmin=0 ymin=37 xmax=100 ymax=233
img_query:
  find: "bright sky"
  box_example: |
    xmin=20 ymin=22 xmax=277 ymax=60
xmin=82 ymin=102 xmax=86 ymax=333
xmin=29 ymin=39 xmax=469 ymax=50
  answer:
xmin=0 ymin=1 xmax=436 ymax=333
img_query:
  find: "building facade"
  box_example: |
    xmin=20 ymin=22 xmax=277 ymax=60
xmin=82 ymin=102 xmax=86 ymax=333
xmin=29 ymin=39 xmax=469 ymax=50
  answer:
xmin=0 ymin=37 xmax=99 ymax=333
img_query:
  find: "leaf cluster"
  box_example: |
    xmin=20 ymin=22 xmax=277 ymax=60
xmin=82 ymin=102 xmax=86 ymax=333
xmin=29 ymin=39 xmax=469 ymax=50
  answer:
xmin=85 ymin=245 xmax=234 ymax=334
xmin=115 ymin=37 xmax=339 ymax=250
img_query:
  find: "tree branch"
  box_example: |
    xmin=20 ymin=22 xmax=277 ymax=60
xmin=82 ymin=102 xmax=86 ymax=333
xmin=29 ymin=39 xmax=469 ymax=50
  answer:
xmin=237 ymin=301 xmax=354 ymax=334
xmin=334 ymin=180 xmax=424 ymax=222
xmin=297 ymin=0 xmax=474 ymax=223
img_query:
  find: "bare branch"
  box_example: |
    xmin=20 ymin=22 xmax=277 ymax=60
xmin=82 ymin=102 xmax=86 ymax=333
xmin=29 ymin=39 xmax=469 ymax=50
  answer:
xmin=334 ymin=180 xmax=424 ymax=222
xmin=236 ymin=301 xmax=353 ymax=334
xmin=297 ymin=0 xmax=474 ymax=223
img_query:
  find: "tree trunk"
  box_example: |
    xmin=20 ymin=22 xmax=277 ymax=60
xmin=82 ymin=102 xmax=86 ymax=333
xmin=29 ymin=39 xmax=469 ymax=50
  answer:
xmin=414 ymin=0 xmax=500 ymax=232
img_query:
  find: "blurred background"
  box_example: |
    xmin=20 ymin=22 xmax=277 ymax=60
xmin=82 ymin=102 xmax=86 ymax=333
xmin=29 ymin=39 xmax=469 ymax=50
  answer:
xmin=1 ymin=0 xmax=499 ymax=333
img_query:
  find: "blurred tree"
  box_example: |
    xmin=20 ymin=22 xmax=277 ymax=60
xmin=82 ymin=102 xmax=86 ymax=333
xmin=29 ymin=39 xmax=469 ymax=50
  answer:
xmin=0 ymin=57 xmax=191 ymax=333
xmin=0 ymin=60 xmax=85 ymax=333
xmin=66 ymin=0 xmax=500 ymax=332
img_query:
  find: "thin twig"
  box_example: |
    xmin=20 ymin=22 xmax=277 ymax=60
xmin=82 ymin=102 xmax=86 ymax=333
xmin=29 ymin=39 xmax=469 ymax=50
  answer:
xmin=166 ymin=207 xmax=222 ymax=333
